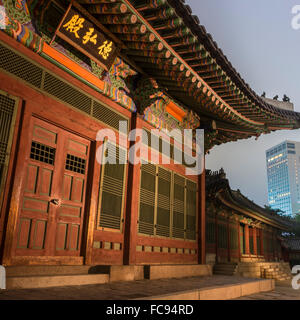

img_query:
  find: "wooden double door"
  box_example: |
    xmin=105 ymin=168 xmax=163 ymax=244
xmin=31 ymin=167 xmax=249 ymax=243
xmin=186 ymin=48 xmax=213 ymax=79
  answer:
xmin=15 ymin=116 xmax=90 ymax=258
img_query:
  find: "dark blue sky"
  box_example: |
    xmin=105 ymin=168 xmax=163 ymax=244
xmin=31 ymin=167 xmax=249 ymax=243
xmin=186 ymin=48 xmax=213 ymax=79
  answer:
xmin=187 ymin=0 xmax=300 ymax=206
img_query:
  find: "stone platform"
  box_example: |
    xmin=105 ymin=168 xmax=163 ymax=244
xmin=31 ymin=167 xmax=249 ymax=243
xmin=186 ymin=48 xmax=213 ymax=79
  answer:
xmin=0 ymin=275 xmax=274 ymax=300
xmin=4 ymin=264 xmax=212 ymax=289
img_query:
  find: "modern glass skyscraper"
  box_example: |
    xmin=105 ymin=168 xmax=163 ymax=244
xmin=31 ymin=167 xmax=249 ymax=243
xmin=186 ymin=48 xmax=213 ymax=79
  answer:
xmin=266 ymin=141 xmax=300 ymax=217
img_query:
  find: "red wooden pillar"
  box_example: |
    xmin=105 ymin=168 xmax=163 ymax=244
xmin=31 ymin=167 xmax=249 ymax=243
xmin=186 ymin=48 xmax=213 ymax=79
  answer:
xmin=260 ymin=229 xmax=264 ymax=257
xmin=237 ymin=221 xmax=241 ymax=261
xmin=227 ymin=219 xmax=230 ymax=262
xmin=84 ymin=141 xmax=99 ymax=265
xmin=253 ymin=228 xmax=257 ymax=256
xmin=123 ymin=114 xmax=142 ymax=265
xmin=198 ymin=158 xmax=206 ymax=265
xmin=244 ymin=224 xmax=250 ymax=255
xmin=215 ymin=213 xmax=218 ymax=263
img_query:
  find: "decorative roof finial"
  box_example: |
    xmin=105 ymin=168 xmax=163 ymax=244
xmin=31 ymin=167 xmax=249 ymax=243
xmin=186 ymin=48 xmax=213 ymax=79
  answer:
xmin=283 ymin=94 xmax=290 ymax=102
xmin=219 ymin=167 xmax=226 ymax=179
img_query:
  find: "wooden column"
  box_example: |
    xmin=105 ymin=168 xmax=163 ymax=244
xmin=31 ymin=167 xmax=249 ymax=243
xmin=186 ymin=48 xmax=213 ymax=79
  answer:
xmin=253 ymin=228 xmax=257 ymax=256
xmin=227 ymin=218 xmax=230 ymax=262
xmin=260 ymin=229 xmax=264 ymax=257
xmin=244 ymin=224 xmax=250 ymax=255
xmin=84 ymin=141 xmax=98 ymax=265
xmin=123 ymin=114 xmax=141 ymax=265
xmin=215 ymin=213 xmax=218 ymax=263
xmin=0 ymin=98 xmax=23 ymax=266
xmin=198 ymin=158 xmax=206 ymax=265
xmin=237 ymin=221 xmax=241 ymax=261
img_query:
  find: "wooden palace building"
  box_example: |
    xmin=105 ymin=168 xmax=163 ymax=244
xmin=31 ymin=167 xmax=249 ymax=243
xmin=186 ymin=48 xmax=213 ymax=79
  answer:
xmin=206 ymin=169 xmax=292 ymax=265
xmin=0 ymin=0 xmax=299 ymax=274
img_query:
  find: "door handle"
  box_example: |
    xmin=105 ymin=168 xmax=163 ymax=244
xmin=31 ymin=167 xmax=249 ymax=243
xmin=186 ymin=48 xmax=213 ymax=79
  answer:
xmin=50 ymin=199 xmax=60 ymax=206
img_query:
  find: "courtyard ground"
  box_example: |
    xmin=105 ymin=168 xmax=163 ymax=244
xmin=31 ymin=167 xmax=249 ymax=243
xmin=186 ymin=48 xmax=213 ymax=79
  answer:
xmin=0 ymin=275 xmax=279 ymax=300
xmin=235 ymin=280 xmax=300 ymax=300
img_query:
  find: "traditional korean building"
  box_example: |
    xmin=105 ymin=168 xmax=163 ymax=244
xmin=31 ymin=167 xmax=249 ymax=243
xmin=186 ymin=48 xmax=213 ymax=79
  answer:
xmin=0 ymin=0 xmax=299 ymax=275
xmin=282 ymin=238 xmax=300 ymax=267
xmin=206 ymin=169 xmax=292 ymax=265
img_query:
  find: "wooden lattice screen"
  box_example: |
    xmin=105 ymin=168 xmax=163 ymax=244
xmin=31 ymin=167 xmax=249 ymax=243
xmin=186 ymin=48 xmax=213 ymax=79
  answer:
xmin=156 ymin=167 xmax=171 ymax=237
xmin=138 ymin=165 xmax=197 ymax=241
xmin=138 ymin=163 xmax=156 ymax=236
xmin=98 ymin=143 xmax=127 ymax=231
xmin=186 ymin=180 xmax=197 ymax=240
xmin=172 ymin=173 xmax=185 ymax=239
xmin=0 ymin=91 xmax=18 ymax=211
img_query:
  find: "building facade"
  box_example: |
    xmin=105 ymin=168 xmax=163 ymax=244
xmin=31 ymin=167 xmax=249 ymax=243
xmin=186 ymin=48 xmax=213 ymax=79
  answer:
xmin=206 ymin=169 xmax=290 ymax=265
xmin=0 ymin=0 xmax=299 ymax=270
xmin=266 ymin=141 xmax=300 ymax=217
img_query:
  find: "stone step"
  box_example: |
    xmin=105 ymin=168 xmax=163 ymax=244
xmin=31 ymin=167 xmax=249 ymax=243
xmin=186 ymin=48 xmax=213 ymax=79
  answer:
xmin=213 ymin=264 xmax=237 ymax=269
xmin=213 ymin=270 xmax=237 ymax=274
xmin=145 ymin=264 xmax=212 ymax=280
xmin=213 ymin=271 xmax=237 ymax=275
xmin=214 ymin=263 xmax=237 ymax=266
xmin=213 ymin=267 xmax=238 ymax=272
xmin=213 ymin=263 xmax=238 ymax=276
xmin=6 ymin=273 xmax=109 ymax=289
xmin=6 ymin=265 xmax=96 ymax=277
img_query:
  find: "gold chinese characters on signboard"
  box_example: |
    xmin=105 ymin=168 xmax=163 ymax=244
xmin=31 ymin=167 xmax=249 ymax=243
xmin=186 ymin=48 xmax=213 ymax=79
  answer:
xmin=56 ymin=6 xmax=118 ymax=71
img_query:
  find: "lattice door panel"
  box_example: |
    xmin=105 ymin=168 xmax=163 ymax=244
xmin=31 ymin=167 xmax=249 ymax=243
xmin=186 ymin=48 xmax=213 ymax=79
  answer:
xmin=156 ymin=167 xmax=171 ymax=237
xmin=17 ymin=120 xmax=58 ymax=254
xmin=98 ymin=143 xmax=126 ymax=231
xmin=0 ymin=92 xmax=17 ymax=212
xmin=16 ymin=117 xmax=90 ymax=257
xmin=186 ymin=180 xmax=197 ymax=240
xmin=55 ymin=134 xmax=90 ymax=255
xmin=172 ymin=174 xmax=185 ymax=239
xmin=138 ymin=163 xmax=156 ymax=236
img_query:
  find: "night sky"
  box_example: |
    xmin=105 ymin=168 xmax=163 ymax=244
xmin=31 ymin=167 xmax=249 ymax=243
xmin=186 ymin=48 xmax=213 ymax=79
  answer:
xmin=188 ymin=0 xmax=300 ymax=207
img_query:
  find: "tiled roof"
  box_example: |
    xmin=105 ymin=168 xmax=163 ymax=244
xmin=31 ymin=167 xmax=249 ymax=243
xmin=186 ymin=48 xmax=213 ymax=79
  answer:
xmin=206 ymin=169 xmax=292 ymax=230
xmin=73 ymin=0 xmax=300 ymax=150
xmin=283 ymin=238 xmax=300 ymax=251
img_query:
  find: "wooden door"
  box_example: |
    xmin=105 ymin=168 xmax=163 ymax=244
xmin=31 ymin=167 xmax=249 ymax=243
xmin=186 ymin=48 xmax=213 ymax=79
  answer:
xmin=15 ymin=117 xmax=90 ymax=258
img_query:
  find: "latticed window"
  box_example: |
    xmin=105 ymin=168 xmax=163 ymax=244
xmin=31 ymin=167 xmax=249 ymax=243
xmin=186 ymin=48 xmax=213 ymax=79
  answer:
xmin=98 ymin=143 xmax=127 ymax=231
xmin=186 ymin=180 xmax=197 ymax=240
xmin=172 ymin=174 xmax=185 ymax=239
xmin=138 ymin=164 xmax=197 ymax=241
xmin=139 ymin=163 xmax=156 ymax=236
xmin=0 ymin=92 xmax=18 ymax=210
xmin=156 ymin=167 xmax=172 ymax=237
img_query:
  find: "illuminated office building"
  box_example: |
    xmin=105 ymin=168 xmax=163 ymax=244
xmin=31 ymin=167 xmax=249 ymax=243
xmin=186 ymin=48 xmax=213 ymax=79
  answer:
xmin=266 ymin=141 xmax=300 ymax=216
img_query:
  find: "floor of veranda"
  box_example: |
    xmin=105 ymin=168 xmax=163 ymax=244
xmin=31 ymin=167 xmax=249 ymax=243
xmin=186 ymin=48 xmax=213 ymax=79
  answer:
xmin=0 ymin=275 xmax=282 ymax=300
